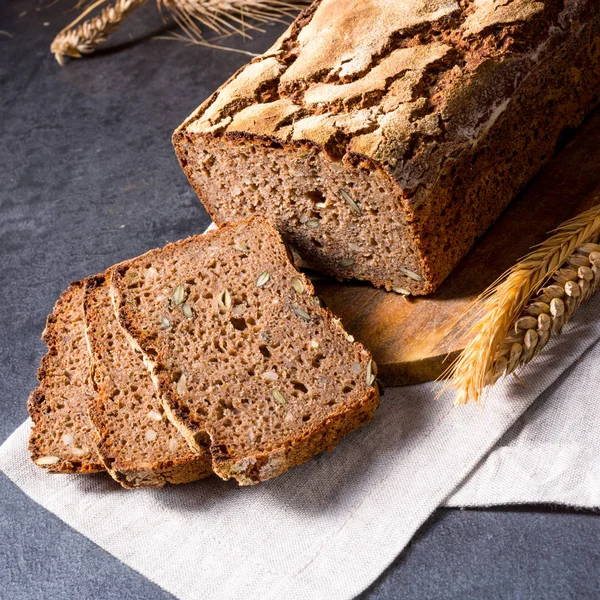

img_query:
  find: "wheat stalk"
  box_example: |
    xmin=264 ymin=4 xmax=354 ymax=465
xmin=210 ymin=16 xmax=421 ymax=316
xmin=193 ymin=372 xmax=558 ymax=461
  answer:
xmin=160 ymin=0 xmax=306 ymax=39
xmin=446 ymin=203 xmax=600 ymax=405
xmin=51 ymin=0 xmax=148 ymax=65
xmin=51 ymin=0 xmax=309 ymax=65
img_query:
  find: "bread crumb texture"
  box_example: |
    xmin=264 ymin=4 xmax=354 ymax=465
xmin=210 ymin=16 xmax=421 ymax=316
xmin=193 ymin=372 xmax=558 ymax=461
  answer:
xmin=111 ymin=218 xmax=379 ymax=485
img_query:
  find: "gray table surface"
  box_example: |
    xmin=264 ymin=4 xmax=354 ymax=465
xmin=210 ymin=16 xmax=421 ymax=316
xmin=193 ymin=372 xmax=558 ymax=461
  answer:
xmin=1 ymin=1 xmax=599 ymax=598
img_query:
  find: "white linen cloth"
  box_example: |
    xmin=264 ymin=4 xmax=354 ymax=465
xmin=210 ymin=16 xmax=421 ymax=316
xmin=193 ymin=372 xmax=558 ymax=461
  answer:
xmin=2 ymin=288 xmax=600 ymax=599
xmin=447 ymin=335 xmax=600 ymax=509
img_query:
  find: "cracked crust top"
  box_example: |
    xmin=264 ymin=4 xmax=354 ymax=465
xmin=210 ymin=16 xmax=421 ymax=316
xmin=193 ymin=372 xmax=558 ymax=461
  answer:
xmin=180 ymin=0 xmax=583 ymax=194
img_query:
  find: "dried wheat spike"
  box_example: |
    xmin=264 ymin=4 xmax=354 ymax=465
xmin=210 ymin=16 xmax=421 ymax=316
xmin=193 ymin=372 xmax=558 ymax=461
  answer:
xmin=447 ymin=203 xmax=600 ymax=405
xmin=488 ymin=243 xmax=600 ymax=384
xmin=51 ymin=0 xmax=148 ymax=66
xmin=51 ymin=0 xmax=310 ymax=65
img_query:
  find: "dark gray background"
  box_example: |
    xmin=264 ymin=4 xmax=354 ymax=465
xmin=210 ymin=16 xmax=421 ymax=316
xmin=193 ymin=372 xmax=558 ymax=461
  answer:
xmin=1 ymin=1 xmax=598 ymax=598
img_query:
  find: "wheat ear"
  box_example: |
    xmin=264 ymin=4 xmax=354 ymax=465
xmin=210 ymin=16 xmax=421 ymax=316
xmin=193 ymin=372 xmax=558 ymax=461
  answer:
xmin=51 ymin=0 xmax=148 ymax=65
xmin=51 ymin=0 xmax=309 ymax=65
xmin=446 ymin=203 xmax=600 ymax=405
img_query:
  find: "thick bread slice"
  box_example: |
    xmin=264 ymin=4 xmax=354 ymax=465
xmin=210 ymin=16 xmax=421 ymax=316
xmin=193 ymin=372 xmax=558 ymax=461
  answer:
xmin=84 ymin=275 xmax=213 ymax=488
xmin=110 ymin=218 xmax=379 ymax=485
xmin=174 ymin=0 xmax=600 ymax=295
xmin=28 ymin=281 xmax=104 ymax=473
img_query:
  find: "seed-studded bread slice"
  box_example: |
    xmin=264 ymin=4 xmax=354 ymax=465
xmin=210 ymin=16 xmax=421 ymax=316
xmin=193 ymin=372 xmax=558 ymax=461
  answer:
xmin=28 ymin=281 xmax=104 ymax=473
xmin=174 ymin=0 xmax=600 ymax=295
xmin=110 ymin=218 xmax=379 ymax=485
xmin=84 ymin=275 xmax=213 ymax=488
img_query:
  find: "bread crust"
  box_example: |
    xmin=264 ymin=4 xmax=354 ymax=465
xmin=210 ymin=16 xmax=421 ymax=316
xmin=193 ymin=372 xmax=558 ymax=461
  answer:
xmin=173 ymin=0 xmax=600 ymax=294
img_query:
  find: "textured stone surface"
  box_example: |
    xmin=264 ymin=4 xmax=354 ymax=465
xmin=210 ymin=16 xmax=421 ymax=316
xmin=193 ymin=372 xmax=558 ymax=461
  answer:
xmin=1 ymin=0 xmax=600 ymax=598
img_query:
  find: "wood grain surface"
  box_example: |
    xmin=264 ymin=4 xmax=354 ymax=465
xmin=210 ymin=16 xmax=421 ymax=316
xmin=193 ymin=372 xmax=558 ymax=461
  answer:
xmin=314 ymin=110 xmax=600 ymax=386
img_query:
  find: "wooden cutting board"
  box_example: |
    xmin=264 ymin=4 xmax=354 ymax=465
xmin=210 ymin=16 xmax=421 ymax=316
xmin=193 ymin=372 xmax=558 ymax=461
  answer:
xmin=313 ymin=109 xmax=600 ymax=386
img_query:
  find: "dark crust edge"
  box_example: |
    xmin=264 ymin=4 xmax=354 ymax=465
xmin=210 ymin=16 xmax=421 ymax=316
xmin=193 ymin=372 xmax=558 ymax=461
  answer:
xmin=212 ymin=384 xmax=379 ymax=486
xmin=110 ymin=216 xmax=381 ymax=485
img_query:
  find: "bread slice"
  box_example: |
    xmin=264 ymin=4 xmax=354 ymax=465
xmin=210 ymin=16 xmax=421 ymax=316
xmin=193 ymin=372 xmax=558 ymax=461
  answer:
xmin=28 ymin=281 xmax=104 ymax=473
xmin=110 ymin=218 xmax=379 ymax=485
xmin=83 ymin=275 xmax=212 ymax=488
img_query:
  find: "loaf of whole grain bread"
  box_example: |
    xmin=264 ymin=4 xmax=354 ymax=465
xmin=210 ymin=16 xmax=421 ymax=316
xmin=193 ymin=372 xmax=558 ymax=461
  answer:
xmin=110 ymin=218 xmax=379 ymax=485
xmin=173 ymin=0 xmax=600 ymax=295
